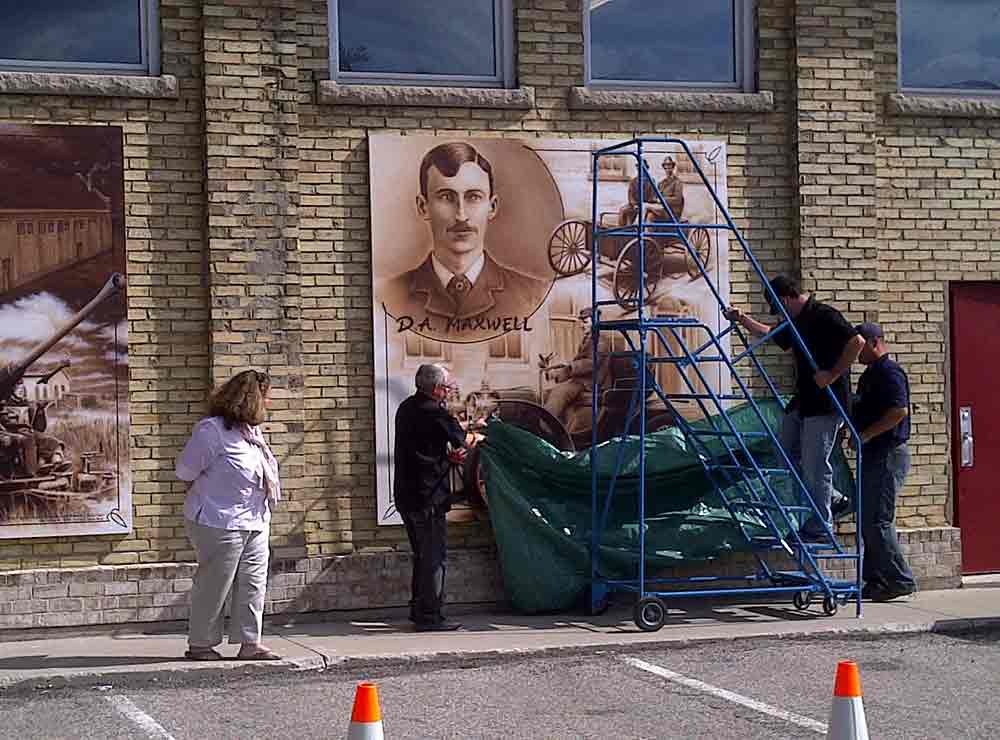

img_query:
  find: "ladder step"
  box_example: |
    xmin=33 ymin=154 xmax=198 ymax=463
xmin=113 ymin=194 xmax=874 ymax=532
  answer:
xmin=659 ymin=393 xmax=749 ymax=402
xmin=708 ymin=465 xmax=789 ymax=475
xmin=689 ymin=429 xmax=770 ymax=439
xmin=595 ymin=317 xmax=702 ymax=331
xmin=725 ymin=500 xmax=813 ymax=512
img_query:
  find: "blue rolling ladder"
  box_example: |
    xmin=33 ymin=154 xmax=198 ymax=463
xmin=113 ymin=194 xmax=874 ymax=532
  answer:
xmin=587 ymin=138 xmax=864 ymax=631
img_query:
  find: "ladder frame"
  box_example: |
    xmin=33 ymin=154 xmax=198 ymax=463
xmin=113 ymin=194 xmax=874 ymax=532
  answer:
xmin=587 ymin=137 xmax=864 ymax=626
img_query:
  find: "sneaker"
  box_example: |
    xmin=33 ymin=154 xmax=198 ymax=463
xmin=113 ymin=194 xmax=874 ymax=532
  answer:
xmin=414 ymin=620 xmax=462 ymax=632
xmin=831 ymin=496 xmax=851 ymax=518
xmin=873 ymin=583 xmax=916 ymax=602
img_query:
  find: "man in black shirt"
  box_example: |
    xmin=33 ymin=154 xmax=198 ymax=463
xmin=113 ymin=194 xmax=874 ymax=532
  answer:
xmin=393 ymin=363 xmax=481 ymax=631
xmin=850 ymin=322 xmax=916 ymax=601
xmin=725 ymin=276 xmax=864 ymax=541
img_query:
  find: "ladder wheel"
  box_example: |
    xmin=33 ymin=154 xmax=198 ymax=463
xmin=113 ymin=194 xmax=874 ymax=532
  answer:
xmin=634 ymin=596 xmax=667 ymax=632
xmin=822 ymin=595 xmax=838 ymax=616
xmin=793 ymin=591 xmax=812 ymax=611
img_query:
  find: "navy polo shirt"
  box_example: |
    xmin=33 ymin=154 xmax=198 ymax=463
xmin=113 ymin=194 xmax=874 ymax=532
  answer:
xmin=852 ymin=355 xmax=911 ymax=453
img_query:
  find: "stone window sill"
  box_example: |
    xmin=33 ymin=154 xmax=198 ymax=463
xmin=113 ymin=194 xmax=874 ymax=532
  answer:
xmin=569 ymin=87 xmax=775 ymax=113
xmin=316 ymin=80 xmax=535 ymax=109
xmin=0 ymin=72 xmax=178 ymax=99
xmin=886 ymin=93 xmax=1000 ymax=119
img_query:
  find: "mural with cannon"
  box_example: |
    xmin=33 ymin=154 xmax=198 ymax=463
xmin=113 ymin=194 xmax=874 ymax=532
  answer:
xmin=0 ymin=125 xmax=130 ymax=537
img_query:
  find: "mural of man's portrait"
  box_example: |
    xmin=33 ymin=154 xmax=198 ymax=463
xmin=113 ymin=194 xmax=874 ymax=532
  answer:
xmin=373 ymin=139 xmax=561 ymax=344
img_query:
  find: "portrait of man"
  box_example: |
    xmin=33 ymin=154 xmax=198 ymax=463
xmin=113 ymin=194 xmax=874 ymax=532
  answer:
xmin=376 ymin=142 xmax=551 ymax=343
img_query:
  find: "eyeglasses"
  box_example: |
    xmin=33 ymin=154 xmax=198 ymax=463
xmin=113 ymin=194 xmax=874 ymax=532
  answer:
xmin=254 ymin=370 xmax=270 ymax=386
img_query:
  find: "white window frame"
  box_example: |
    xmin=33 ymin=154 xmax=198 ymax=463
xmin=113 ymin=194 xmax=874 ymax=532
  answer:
xmin=0 ymin=0 xmax=160 ymax=76
xmin=329 ymin=0 xmax=515 ymax=88
xmin=896 ymin=0 xmax=1000 ymax=97
xmin=583 ymin=0 xmax=756 ymax=92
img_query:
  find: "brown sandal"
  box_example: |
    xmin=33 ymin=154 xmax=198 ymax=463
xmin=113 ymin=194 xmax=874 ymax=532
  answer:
xmin=236 ymin=648 xmax=282 ymax=661
xmin=184 ymin=648 xmax=224 ymax=661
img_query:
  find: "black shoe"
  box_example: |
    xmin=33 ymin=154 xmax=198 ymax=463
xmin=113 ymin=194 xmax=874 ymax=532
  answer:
xmin=873 ymin=583 xmax=916 ymax=602
xmin=414 ymin=620 xmax=462 ymax=632
xmin=861 ymin=582 xmax=887 ymax=600
xmin=796 ymin=529 xmax=827 ymax=544
xmin=831 ymin=496 xmax=851 ymax=518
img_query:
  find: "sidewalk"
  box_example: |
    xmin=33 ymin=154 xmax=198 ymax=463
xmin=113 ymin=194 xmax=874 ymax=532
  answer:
xmin=1 ymin=586 xmax=998 ymax=691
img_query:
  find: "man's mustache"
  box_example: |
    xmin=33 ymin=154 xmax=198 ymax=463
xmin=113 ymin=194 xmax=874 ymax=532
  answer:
xmin=448 ymin=223 xmax=478 ymax=234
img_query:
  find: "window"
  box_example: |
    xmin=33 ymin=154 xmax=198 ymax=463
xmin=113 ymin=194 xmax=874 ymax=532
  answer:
xmin=898 ymin=0 xmax=1000 ymax=94
xmin=0 ymin=0 xmax=160 ymax=75
xmin=585 ymin=0 xmax=756 ymax=91
xmin=330 ymin=0 xmax=514 ymax=87
xmin=487 ymin=331 xmax=524 ymax=362
xmin=404 ymin=333 xmax=451 ymax=362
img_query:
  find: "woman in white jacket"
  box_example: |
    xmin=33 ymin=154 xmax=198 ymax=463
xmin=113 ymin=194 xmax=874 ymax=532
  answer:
xmin=175 ymin=370 xmax=282 ymax=661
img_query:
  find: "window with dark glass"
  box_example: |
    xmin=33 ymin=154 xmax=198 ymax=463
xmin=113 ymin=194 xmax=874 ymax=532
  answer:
xmin=899 ymin=0 xmax=1000 ymax=93
xmin=586 ymin=0 xmax=755 ymax=90
xmin=331 ymin=0 xmax=514 ymax=86
xmin=0 ymin=0 xmax=159 ymax=74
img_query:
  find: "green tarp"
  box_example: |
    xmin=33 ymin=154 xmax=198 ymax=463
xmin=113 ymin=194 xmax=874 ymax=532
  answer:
xmin=480 ymin=399 xmax=855 ymax=613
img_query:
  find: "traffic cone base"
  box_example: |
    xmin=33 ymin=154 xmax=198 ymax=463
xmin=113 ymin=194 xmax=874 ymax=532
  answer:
xmin=827 ymin=661 xmax=869 ymax=740
xmin=348 ymin=682 xmax=385 ymax=740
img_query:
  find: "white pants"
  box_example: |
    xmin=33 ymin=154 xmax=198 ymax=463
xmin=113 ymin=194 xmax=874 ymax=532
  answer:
xmin=185 ymin=518 xmax=270 ymax=648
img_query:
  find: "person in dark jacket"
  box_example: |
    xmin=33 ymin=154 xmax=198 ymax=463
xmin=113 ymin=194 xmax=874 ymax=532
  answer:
xmin=725 ymin=276 xmax=864 ymax=541
xmin=850 ymin=322 xmax=916 ymax=601
xmin=393 ymin=363 xmax=481 ymax=631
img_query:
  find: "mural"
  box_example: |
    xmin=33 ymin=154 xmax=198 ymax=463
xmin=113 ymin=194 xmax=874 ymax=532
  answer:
xmin=371 ymin=135 xmax=730 ymax=525
xmin=0 ymin=124 xmax=130 ymax=538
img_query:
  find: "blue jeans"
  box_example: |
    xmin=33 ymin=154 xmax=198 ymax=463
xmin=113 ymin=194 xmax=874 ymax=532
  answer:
xmin=861 ymin=444 xmax=915 ymax=588
xmin=779 ymin=409 xmax=844 ymax=535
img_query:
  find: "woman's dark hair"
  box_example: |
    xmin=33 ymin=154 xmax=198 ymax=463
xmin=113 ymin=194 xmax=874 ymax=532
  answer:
xmin=208 ymin=370 xmax=270 ymax=429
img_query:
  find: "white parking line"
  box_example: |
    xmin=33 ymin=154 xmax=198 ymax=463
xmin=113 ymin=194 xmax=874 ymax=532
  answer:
xmin=623 ymin=656 xmax=828 ymax=735
xmin=106 ymin=694 xmax=176 ymax=740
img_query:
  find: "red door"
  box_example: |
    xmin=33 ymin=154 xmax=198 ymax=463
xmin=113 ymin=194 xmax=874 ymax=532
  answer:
xmin=951 ymin=282 xmax=1000 ymax=573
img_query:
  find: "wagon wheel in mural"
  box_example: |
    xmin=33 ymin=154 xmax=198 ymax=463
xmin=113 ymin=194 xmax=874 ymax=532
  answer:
xmin=613 ymin=237 xmax=659 ymax=309
xmin=461 ymin=399 xmax=575 ymax=509
xmin=683 ymin=226 xmax=712 ymax=278
xmin=547 ymin=219 xmax=593 ymax=277
xmin=654 ymin=226 xmax=713 ymax=280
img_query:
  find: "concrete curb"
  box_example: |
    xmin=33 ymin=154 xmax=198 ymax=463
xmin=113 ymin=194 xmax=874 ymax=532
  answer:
xmin=2 ymin=616 xmax=997 ymax=695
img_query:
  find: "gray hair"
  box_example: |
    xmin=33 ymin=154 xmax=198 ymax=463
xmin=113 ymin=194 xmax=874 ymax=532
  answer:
xmin=415 ymin=363 xmax=448 ymax=395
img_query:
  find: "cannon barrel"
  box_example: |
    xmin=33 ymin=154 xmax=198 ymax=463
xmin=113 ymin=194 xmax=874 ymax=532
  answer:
xmin=0 ymin=273 xmax=126 ymax=402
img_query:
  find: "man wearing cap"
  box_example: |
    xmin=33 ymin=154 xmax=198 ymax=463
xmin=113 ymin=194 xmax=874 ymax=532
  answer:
xmin=724 ymin=276 xmax=864 ymax=542
xmin=850 ymin=322 xmax=916 ymax=601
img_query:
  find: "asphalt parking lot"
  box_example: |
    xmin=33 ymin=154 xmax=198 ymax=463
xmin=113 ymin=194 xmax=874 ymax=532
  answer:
xmin=2 ymin=629 xmax=998 ymax=739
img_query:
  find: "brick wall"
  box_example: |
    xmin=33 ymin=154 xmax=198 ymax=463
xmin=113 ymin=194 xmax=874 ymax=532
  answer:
xmin=0 ymin=0 xmax=984 ymax=625
xmin=874 ymin=0 xmax=999 ymax=528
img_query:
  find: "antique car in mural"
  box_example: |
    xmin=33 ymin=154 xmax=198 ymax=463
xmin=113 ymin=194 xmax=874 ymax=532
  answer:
xmin=0 ymin=273 xmax=125 ymax=521
xmin=455 ymin=348 xmax=680 ymax=508
xmin=546 ymin=204 xmax=712 ymax=309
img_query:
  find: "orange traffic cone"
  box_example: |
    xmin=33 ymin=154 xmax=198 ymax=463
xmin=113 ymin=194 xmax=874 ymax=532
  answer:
xmin=827 ymin=661 xmax=869 ymax=740
xmin=347 ymin=682 xmax=384 ymax=740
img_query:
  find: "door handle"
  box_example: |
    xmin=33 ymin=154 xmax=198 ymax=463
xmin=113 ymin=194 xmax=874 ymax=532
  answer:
xmin=960 ymin=406 xmax=974 ymax=468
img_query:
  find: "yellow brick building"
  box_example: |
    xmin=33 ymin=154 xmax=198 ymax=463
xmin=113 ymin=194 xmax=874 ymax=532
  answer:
xmin=0 ymin=0 xmax=995 ymax=628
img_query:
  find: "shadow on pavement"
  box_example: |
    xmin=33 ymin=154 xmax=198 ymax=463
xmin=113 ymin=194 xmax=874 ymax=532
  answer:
xmin=0 ymin=654 xmax=182 ymax=671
